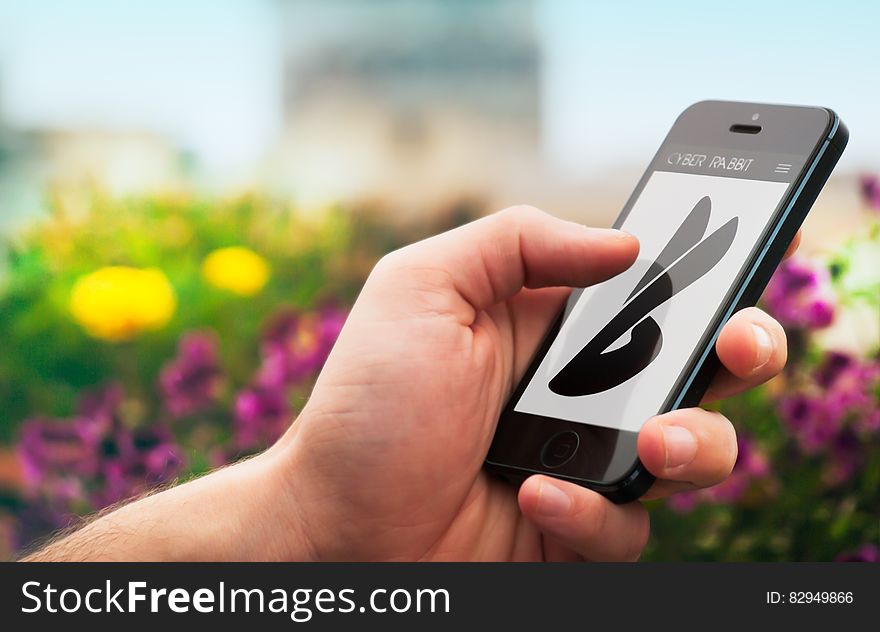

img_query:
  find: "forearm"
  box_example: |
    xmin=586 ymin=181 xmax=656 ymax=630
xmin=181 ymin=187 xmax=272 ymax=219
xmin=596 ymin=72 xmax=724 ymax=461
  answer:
xmin=20 ymin=448 xmax=313 ymax=562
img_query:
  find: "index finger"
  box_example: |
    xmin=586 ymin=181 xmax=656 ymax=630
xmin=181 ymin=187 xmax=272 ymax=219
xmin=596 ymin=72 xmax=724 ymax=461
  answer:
xmin=783 ymin=230 xmax=801 ymax=260
xmin=380 ymin=206 xmax=639 ymax=315
xmin=638 ymin=407 xmax=738 ymax=499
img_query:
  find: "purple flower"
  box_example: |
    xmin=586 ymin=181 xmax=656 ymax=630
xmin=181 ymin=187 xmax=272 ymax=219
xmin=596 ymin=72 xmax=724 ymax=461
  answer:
xmin=764 ymin=259 xmax=835 ymax=329
xmin=159 ymin=331 xmax=224 ymax=418
xmin=11 ymin=503 xmax=72 ymax=553
xmin=835 ymin=544 xmax=880 ymax=562
xmin=806 ymin=353 xmax=880 ymax=437
xmin=234 ymin=386 xmax=291 ymax=450
xmin=815 ymin=351 xmax=855 ymax=389
xmin=705 ymin=435 xmax=770 ymax=504
xmin=257 ymin=306 xmax=347 ymax=388
xmin=859 ymin=174 xmax=880 ymax=211
xmin=319 ymin=304 xmax=347 ymax=340
xmin=17 ymin=383 xmax=184 ymax=513
xmin=825 ymin=358 xmax=880 ymax=418
xmin=778 ymin=394 xmax=842 ymax=453
xmin=735 ymin=434 xmax=770 ymax=478
xmin=17 ymin=417 xmax=101 ymax=491
xmin=775 ymin=351 xmax=878 ymax=477
xmin=824 ymin=431 xmax=862 ymax=486
xmin=77 ymin=382 xmax=124 ymax=430
xmin=666 ymin=491 xmax=700 ymax=513
xmin=860 ymin=409 xmax=880 ymax=434
xmin=706 ymin=473 xmax=751 ymax=504
xmin=670 ymin=435 xmax=771 ymax=509
xmin=92 ymin=425 xmax=183 ymax=508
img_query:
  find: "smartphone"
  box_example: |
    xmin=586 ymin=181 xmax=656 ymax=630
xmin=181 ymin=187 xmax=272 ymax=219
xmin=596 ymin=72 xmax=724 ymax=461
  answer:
xmin=486 ymin=100 xmax=847 ymax=503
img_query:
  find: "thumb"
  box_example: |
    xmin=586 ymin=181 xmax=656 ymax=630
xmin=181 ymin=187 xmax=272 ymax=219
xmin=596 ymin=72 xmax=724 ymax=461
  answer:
xmin=377 ymin=205 xmax=639 ymax=313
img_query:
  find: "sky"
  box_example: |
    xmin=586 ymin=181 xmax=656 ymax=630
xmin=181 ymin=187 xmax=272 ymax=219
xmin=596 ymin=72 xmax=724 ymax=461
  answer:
xmin=539 ymin=0 xmax=880 ymax=176
xmin=0 ymin=0 xmax=877 ymax=181
xmin=0 ymin=0 xmax=282 ymax=177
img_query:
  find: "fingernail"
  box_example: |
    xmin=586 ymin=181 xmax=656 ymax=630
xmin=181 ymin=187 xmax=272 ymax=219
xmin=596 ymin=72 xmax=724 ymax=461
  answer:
xmin=750 ymin=323 xmax=773 ymax=371
xmin=580 ymin=226 xmax=632 ymax=241
xmin=602 ymin=228 xmax=634 ymax=241
xmin=662 ymin=425 xmax=698 ymax=469
xmin=535 ymin=479 xmax=572 ymax=517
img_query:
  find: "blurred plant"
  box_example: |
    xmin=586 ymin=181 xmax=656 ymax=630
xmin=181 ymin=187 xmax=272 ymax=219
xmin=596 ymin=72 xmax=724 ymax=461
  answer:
xmin=0 ymin=186 xmax=481 ymax=558
xmin=159 ymin=331 xmax=225 ymax=418
xmin=15 ymin=383 xmax=183 ymax=547
xmin=229 ymin=305 xmax=347 ymax=452
xmin=0 ymin=190 xmax=382 ymax=553
xmin=1 ymin=178 xmax=876 ymax=561
xmin=764 ymin=258 xmax=835 ymax=329
xmin=257 ymin=305 xmax=346 ymax=388
xmin=233 ymin=386 xmax=291 ymax=452
xmin=835 ymin=544 xmax=880 ymax=562
xmin=859 ymin=174 xmax=880 ymax=211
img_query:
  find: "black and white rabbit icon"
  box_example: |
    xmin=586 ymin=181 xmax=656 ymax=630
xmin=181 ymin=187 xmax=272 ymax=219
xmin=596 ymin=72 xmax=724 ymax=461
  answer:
xmin=549 ymin=196 xmax=738 ymax=397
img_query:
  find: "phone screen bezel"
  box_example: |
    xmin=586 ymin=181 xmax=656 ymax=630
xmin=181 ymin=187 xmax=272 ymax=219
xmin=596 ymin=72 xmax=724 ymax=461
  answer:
xmin=487 ymin=101 xmax=838 ymax=489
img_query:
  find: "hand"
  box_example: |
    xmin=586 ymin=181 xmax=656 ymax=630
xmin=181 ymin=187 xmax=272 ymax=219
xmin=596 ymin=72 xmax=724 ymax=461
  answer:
xmin=274 ymin=206 xmax=791 ymax=561
xmin=25 ymin=206 xmax=793 ymax=562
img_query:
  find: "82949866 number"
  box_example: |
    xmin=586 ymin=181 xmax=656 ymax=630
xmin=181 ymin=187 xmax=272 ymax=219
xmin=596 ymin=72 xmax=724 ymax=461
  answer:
xmin=767 ymin=591 xmax=853 ymax=604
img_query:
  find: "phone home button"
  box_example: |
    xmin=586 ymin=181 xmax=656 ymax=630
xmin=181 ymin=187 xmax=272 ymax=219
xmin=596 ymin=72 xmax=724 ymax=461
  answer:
xmin=541 ymin=431 xmax=580 ymax=469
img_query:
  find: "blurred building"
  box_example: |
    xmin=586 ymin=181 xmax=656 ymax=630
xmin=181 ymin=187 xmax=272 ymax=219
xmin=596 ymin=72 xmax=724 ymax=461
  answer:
xmin=20 ymin=129 xmax=185 ymax=194
xmin=272 ymin=0 xmax=542 ymax=214
xmin=0 ymin=62 xmax=188 ymax=233
xmin=0 ymin=126 xmax=186 ymax=233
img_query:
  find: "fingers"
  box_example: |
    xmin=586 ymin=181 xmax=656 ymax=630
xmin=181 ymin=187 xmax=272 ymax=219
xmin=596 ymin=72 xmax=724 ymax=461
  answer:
xmin=504 ymin=287 xmax=571 ymax=379
xmin=638 ymin=408 xmax=738 ymax=499
xmin=783 ymin=229 xmax=801 ymax=260
xmin=703 ymin=307 xmax=787 ymax=403
xmin=518 ymin=475 xmax=649 ymax=561
xmin=378 ymin=205 xmax=639 ymax=314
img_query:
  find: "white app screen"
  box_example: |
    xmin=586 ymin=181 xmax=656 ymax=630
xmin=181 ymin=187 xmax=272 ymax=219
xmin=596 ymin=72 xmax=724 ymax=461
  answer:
xmin=514 ymin=170 xmax=789 ymax=432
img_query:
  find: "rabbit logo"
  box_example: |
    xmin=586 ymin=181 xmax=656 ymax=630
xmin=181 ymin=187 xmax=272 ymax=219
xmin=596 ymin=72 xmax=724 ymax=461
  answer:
xmin=549 ymin=196 xmax=738 ymax=397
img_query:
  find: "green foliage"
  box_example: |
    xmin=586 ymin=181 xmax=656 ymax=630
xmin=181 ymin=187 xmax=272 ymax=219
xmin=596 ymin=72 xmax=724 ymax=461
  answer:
xmin=0 ymin=191 xmax=371 ymax=441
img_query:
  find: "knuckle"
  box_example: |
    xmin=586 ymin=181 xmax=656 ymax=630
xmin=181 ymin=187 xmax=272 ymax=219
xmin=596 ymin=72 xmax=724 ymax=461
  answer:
xmin=726 ymin=431 xmax=739 ymax=478
xmin=572 ymin=490 xmax=608 ymax=543
xmin=770 ymin=343 xmax=788 ymax=374
xmin=769 ymin=321 xmax=788 ymax=368
xmin=738 ymin=305 xmax=764 ymax=320
xmin=712 ymin=412 xmax=738 ymax=478
xmin=628 ymin=508 xmax=651 ymax=561
xmin=757 ymin=308 xmax=786 ymax=337
xmin=371 ymin=248 xmax=412 ymax=278
xmin=496 ymin=204 xmax=544 ymax=224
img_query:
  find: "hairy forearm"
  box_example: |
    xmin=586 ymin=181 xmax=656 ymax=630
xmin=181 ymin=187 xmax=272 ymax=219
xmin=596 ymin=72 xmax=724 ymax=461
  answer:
xmin=20 ymin=448 xmax=313 ymax=562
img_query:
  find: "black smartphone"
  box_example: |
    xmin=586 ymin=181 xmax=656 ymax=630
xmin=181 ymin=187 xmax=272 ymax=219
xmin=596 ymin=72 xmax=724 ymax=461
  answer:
xmin=486 ymin=100 xmax=847 ymax=503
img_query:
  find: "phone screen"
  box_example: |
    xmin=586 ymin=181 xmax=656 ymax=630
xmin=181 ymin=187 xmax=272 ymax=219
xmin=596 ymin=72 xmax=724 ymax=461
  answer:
xmin=514 ymin=146 xmax=804 ymax=432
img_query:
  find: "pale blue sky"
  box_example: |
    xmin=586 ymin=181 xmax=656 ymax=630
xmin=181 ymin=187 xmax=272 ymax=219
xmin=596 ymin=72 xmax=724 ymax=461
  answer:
xmin=540 ymin=0 xmax=879 ymax=174
xmin=0 ymin=0 xmax=282 ymax=176
xmin=0 ymin=0 xmax=876 ymax=180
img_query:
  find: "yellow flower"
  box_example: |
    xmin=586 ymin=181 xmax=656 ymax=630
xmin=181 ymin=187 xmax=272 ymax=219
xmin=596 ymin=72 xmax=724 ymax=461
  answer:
xmin=201 ymin=246 xmax=270 ymax=296
xmin=70 ymin=267 xmax=176 ymax=341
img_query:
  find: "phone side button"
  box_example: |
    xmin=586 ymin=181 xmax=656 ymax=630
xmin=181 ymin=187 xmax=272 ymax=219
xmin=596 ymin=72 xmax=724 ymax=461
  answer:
xmin=540 ymin=431 xmax=580 ymax=469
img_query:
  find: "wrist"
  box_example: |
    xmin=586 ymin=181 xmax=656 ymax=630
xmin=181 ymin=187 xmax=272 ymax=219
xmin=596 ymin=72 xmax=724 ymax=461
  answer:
xmin=158 ymin=443 xmax=320 ymax=561
xmin=263 ymin=407 xmax=346 ymax=561
xmin=240 ymin=442 xmax=320 ymax=561
xmin=23 ymin=444 xmax=318 ymax=561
